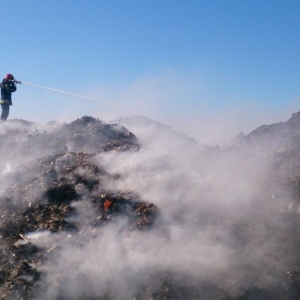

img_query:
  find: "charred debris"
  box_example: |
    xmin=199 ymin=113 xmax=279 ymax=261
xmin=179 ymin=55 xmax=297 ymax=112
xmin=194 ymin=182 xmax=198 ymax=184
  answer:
xmin=0 ymin=116 xmax=156 ymax=299
xmin=2 ymin=114 xmax=300 ymax=299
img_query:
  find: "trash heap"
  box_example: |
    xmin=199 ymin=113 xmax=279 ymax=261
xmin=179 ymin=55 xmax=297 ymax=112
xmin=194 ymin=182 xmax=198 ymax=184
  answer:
xmin=0 ymin=117 xmax=156 ymax=299
xmin=0 ymin=116 xmax=139 ymax=164
xmin=2 ymin=113 xmax=300 ymax=299
xmin=232 ymin=111 xmax=300 ymax=197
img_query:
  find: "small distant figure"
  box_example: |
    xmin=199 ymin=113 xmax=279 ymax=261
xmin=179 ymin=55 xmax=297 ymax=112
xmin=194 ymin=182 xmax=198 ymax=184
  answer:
xmin=0 ymin=74 xmax=17 ymax=121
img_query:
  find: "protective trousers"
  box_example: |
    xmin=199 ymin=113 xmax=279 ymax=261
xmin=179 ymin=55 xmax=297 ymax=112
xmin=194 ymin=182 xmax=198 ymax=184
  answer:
xmin=1 ymin=104 xmax=10 ymax=121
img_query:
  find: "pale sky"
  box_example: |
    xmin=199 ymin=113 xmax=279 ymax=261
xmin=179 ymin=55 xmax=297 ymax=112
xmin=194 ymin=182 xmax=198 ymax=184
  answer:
xmin=2 ymin=0 xmax=300 ymax=145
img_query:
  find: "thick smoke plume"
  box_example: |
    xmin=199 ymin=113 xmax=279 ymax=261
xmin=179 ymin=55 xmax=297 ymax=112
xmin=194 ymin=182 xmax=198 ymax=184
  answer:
xmin=1 ymin=114 xmax=300 ymax=299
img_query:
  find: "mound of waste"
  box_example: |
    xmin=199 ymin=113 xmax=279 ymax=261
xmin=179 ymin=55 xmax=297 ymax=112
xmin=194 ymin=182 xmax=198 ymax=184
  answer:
xmin=0 ymin=117 xmax=157 ymax=299
xmin=3 ymin=113 xmax=300 ymax=299
xmin=232 ymin=112 xmax=300 ymax=172
xmin=231 ymin=111 xmax=300 ymax=199
xmin=0 ymin=116 xmax=139 ymax=166
xmin=233 ymin=112 xmax=300 ymax=149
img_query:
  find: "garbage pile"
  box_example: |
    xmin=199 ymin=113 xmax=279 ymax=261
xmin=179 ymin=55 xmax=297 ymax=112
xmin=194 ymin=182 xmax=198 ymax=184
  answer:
xmin=0 ymin=116 xmax=139 ymax=166
xmin=231 ymin=111 xmax=300 ymax=199
xmin=2 ymin=113 xmax=300 ymax=299
xmin=0 ymin=117 xmax=156 ymax=299
xmin=232 ymin=112 xmax=300 ymax=173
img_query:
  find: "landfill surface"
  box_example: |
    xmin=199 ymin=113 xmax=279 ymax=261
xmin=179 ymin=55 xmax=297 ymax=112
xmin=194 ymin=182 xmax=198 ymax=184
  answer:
xmin=1 ymin=114 xmax=300 ymax=299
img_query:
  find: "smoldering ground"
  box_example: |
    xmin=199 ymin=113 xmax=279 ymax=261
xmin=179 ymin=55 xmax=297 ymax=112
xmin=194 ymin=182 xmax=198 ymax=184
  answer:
xmin=34 ymin=117 xmax=300 ymax=299
xmin=1 ymin=115 xmax=300 ymax=299
xmin=94 ymin=138 xmax=295 ymax=298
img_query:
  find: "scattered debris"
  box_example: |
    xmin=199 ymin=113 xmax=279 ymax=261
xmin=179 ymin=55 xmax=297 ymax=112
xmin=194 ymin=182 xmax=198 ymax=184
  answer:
xmin=0 ymin=117 xmax=153 ymax=299
xmin=2 ymin=113 xmax=300 ymax=299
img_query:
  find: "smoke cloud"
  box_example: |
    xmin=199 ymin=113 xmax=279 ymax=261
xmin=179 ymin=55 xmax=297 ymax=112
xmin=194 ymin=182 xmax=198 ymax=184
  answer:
xmin=0 ymin=115 xmax=298 ymax=299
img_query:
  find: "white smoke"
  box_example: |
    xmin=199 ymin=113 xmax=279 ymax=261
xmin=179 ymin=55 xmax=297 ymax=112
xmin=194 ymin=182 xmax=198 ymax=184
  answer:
xmin=26 ymin=116 xmax=297 ymax=299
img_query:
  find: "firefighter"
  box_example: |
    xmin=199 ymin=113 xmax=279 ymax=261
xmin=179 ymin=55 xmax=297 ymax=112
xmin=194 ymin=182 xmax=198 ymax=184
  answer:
xmin=0 ymin=74 xmax=17 ymax=121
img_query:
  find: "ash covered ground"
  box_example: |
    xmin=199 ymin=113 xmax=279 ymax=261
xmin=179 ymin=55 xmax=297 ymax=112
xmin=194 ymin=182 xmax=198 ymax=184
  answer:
xmin=1 ymin=114 xmax=300 ymax=299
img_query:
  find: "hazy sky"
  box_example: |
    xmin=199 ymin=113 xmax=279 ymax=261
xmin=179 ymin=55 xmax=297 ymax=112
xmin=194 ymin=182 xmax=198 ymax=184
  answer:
xmin=2 ymin=0 xmax=300 ymax=144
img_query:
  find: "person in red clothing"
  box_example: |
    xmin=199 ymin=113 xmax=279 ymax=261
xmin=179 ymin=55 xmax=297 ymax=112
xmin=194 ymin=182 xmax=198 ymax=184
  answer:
xmin=0 ymin=74 xmax=17 ymax=121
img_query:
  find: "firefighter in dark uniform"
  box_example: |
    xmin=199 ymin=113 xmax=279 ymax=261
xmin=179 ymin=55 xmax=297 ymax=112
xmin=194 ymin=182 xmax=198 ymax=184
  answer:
xmin=0 ymin=74 xmax=17 ymax=121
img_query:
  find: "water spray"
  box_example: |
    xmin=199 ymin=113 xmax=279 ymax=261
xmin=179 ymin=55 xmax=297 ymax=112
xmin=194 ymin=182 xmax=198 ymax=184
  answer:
xmin=16 ymin=80 xmax=137 ymax=115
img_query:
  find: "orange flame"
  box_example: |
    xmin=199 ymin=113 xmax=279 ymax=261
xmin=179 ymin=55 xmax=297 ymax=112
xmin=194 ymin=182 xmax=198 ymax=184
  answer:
xmin=104 ymin=200 xmax=112 ymax=211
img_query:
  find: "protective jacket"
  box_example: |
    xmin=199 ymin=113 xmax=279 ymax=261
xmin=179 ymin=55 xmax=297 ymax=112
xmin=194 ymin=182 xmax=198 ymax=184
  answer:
xmin=0 ymin=79 xmax=17 ymax=105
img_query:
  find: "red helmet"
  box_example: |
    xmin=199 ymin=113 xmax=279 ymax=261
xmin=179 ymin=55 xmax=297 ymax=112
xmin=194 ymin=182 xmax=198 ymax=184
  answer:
xmin=4 ymin=74 xmax=14 ymax=80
